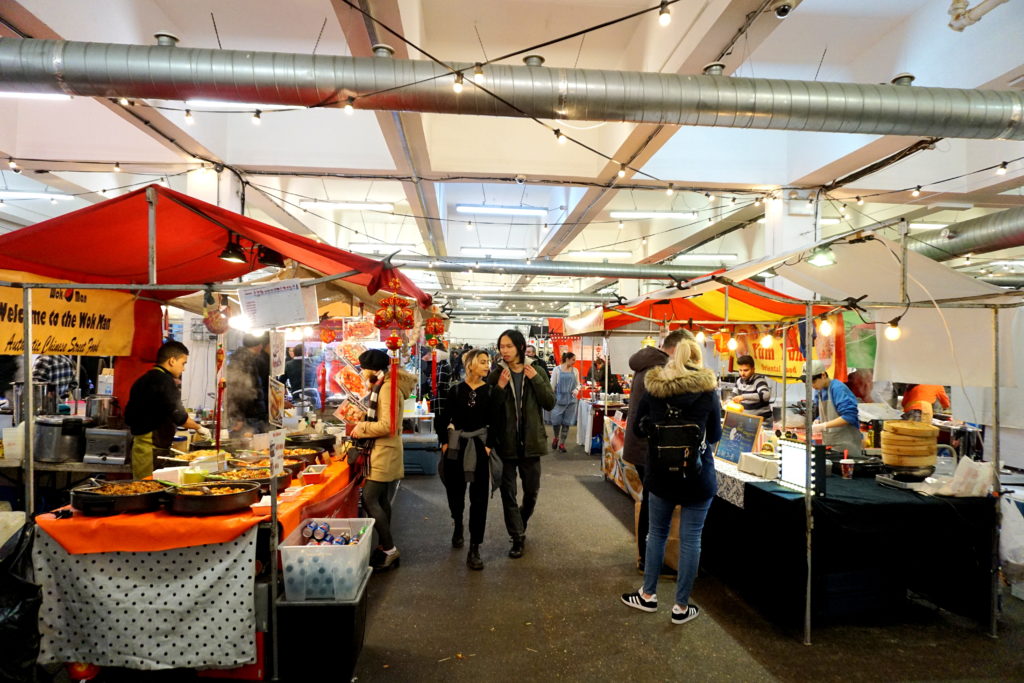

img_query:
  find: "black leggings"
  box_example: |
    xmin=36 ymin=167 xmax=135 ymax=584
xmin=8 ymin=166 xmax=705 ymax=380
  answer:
xmin=442 ymin=441 xmax=490 ymax=544
xmin=363 ymin=480 xmax=394 ymax=549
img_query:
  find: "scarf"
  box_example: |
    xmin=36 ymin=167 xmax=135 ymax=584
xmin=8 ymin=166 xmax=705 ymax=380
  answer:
xmin=446 ymin=426 xmax=501 ymax=494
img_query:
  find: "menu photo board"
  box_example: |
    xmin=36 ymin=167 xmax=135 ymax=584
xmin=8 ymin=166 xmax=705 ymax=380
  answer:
xmin=715 ymin=411 xmax=763 ymax=464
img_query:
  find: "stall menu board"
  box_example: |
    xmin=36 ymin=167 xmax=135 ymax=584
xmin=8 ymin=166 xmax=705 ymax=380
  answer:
xmin=715 ymin=411 xmax=763 ymax=464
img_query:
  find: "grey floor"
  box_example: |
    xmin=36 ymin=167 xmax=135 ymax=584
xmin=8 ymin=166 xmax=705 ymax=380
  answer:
xmin=355 ymin=429 xmax=1024 ymax=683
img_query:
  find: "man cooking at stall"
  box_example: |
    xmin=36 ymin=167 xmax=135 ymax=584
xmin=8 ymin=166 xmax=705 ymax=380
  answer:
xmin=807 ymin=359 xmax=863 ymax=458
xmin=125 ymin=340 xmax=209 ymax=479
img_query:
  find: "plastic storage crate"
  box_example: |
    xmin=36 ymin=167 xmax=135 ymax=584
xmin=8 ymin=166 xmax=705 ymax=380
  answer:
xmin=279 ymin=517 xmax=374 ymax=601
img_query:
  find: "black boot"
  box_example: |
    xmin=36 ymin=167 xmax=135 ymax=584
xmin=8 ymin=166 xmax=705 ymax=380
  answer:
xmin=452 ymin=522 xmax=464 ymax=549
xmin=508 ymin=534 xmax=525 ymax=559
xmin=466 ymin=544 xmax=484 ymax=570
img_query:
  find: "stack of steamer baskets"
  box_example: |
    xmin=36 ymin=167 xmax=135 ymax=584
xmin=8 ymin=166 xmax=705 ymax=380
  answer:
xmin=881 ymin=419 xmax=940 ymax=477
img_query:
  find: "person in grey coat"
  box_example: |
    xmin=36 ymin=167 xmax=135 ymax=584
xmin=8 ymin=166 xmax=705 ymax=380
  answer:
xmin=622 ymin=328 xmax=693 ymax=573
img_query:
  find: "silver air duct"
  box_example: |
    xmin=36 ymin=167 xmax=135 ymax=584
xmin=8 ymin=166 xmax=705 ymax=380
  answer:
xmin=395 ymin=255 xmax=717 ymax=279
xmin=1 ymin=38 xmax=1022 ymax=139
xmin=908 ymin=207 xmax=1024 ymax=261
xmin=435 ymin=290 xmax=611 ymax=303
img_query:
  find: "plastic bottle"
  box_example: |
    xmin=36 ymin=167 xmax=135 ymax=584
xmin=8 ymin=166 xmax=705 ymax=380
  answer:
xmin=934 ymin=445 xmax=956 ymax=477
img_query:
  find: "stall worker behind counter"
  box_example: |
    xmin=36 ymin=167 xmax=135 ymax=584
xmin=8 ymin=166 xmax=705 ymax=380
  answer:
xmin=125 ymin=341 xmax=209 ymax=479
xmin=734 ymin=355 xmax=773 ymax=428
xmin=806 ymin=359 xmax=862 ymax=458
xmin=901 ymin=384 xmax=950 ymax=413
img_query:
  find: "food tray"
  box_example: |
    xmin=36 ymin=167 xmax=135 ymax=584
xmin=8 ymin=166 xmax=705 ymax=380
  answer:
xmin=70 ymin=480 xmax=171 ymax=516
xmin=166 ymin=481 xmax=261 ymax=516
xmin=279 ymin=517 xmax=375 ymax=601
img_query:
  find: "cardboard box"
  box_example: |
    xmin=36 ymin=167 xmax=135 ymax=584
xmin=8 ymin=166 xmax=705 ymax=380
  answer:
xmin=739 ymin=452 xmax=780 ymax=479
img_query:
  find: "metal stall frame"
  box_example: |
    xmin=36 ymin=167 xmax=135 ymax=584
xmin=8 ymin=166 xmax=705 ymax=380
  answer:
xmin=600 ymin=274 xmax=1017 ymax=643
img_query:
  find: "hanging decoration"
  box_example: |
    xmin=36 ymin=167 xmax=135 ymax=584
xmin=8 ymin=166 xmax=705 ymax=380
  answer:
xmin=202 ymin=292 xmax=230 ymax=335
xmin=424 ymin=307 xmax=447 ymax=400
xmin=373 ymin=274 xmax=415 ymax=434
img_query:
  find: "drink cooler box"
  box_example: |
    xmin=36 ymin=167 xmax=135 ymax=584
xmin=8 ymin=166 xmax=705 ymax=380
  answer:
xmin=279 ymin=517 xmax=375 ymax=601
xmin=402 ymin=433 xmax=439 ymax=475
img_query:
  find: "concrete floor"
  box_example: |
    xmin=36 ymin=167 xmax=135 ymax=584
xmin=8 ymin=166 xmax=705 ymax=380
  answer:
xmin=355 ymin=432 xmax=1024 ymax=683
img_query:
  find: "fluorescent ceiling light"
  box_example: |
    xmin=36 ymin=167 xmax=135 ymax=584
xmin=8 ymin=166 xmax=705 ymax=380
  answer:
xmin=460 ymin=285 xmax=505 ymax=291
xmin=299 ymin=200 xmax=394 ymax=212
xmin=349 ymin=242 xmax=418 ymax=254
xmin=609 ymin=211 xmax=697 ymax=219
xmin=455 ymin=204 xmax=548 ymax=217
xmin=567 ymin=250 xmax=633 ymax=259
xmin=461 ymin=300 xmax=501 ymax=308
xmin=0 ymin=191 xmax=73 ymax=201
xmin=909 ymin=223 xmax=948 ymax=231
xmin=460 ymin=247 xmax=528 ymax=257
xmin=672 ymin=253 xmax=738 ymax=262
xmin=819 ymin=218 xmax=841 ymax=225
xmin=0 ymin=92 xmax=71 ymax=101
xmin=984 ymin=260 xmax=1024 ymax=267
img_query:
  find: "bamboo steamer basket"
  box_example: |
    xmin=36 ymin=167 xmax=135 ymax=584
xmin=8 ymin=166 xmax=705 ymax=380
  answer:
xmin=881 ymin=420 xmax=938 ymax=468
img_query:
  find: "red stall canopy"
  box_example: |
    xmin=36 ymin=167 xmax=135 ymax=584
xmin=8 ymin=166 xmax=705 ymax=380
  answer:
xmin=0 ymin=184 xmax=431 ymax=307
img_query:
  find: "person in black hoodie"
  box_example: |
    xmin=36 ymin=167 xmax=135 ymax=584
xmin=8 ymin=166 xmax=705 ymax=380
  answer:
xmin=620 ymin=336 xmax=720 ymax=625
xmin=622 ymin=329 xmax=693 ymax=574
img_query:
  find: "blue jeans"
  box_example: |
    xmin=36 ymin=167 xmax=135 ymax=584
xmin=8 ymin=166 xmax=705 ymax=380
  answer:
xmin=643 ymin=492 xmax=712 ymax=607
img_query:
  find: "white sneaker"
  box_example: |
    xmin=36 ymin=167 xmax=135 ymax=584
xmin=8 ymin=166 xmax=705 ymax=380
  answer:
xmin=621 ymin=588 xmax=657 ymax=612
xmin=671 ymin=604 xmax=700 ymax=624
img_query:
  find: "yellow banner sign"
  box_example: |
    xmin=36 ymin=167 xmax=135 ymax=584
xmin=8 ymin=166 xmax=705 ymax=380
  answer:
xmin=0 ymin=285 xmax=136 ymax=356
xmin=726 ymin=322 xmax=838 ymax=382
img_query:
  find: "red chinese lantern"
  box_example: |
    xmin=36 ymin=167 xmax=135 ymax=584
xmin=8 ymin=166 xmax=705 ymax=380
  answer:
xmin=373 ymin=274 xmax=417 ymax=434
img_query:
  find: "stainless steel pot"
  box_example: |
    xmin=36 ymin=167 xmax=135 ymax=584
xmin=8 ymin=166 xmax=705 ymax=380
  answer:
xmin=34 ymin=416 xmax=92 ymax=462
xmin=12 ymin=382 xmax=57 ymax=423
xmin=85 ymin=394 xmax=122 ymax=428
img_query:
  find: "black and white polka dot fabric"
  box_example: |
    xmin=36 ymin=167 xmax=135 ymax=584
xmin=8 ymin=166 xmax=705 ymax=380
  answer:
xmin=33 ymin=526 xmax=258 ymax=670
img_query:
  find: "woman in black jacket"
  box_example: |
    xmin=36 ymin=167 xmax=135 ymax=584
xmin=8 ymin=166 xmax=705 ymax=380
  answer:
xmin=436 ymin=348 xmax=500 ymax=570
xmin=620 ymin=337 xmax=721 ymax=625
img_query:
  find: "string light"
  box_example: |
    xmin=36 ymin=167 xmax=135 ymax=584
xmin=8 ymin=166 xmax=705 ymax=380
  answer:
xmin=666 ymin=184 xmax=674 ymax=196
xmin=473 ymin=63 xmax=485 ymax=84
xmin=118 ymin=97 xmax=129 ymax=106
xmin=50 ymin=197 xmax=57 ymax=205
xmin=760 ymin=334 xmax=773 ymax=349
xmin=695 ymin=330 xmax=706 ymax=344
xmin=658 ymin=0 xmax=671 ymax=26
xmin=731 ymin=196 xmax=737 ymax=204
xmin=965 ymin=253 xmax=972 ymax=265
xmin=884 ymin=321 xmax=902 ymax=341
xmin=856 ymin=196 xmax=864 ymax=205
xmin=704 ymin=192 xmax=711 ymax=199
xmin=818 ymin=318 xmax=833 ymax=336
xmin=912 ymin=186 xmax=921 ymax=197
xmin=618 ymin=221 xmax=624 ymax=230
xmin=754 ymin=196 xmax=761 ymax=207
xmin=555 ymin=129 xmax=567 ymax=144
xmin=617 ymin=163 xmax=626 ymax=178
xmin=996 ymin=161 xmax=1008 ymax=176
xmin=251 ymin=110 xmax=262 ymax=125
xmin=344 ymin=97 xmax=355 ymax=114
xmin=113 ymin=162 xmax=121 ymax=173
xmin=7 ymin=158 xmax=16 ymax=170
xmin=466 ymin=221 xmax=474 ymax=230
xmin=542 ymin=223 xmax=549 ymax=231
xmin=452 ymin=73 xmax=464 ymax=94
xmin=184 ymin=109 xmax=194 ymax=124
xmin=726 ymin=337 xmax=738 ymax=351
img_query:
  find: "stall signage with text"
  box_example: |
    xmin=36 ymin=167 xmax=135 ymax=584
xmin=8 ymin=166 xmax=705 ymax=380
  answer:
xmin=238 ymin=279 xmax=318 ymax=330
xmin=0 ymin=285 xmax=135 ymax=356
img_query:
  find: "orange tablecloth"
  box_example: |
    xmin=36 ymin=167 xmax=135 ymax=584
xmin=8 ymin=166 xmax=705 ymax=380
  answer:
xmin=36 ymin=461 xmax=352 ymax=554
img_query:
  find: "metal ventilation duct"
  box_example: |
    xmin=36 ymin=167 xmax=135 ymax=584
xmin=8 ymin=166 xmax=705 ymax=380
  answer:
xmin=395 ymin=255 xmax=717 ymax=279
xmin=908 ymin=207 xmax=1024 ymax=261
xmin=435 ymin=290 xmax=610 ymax=303
xmin=1 ymin=38 xmax=1022 ymax=139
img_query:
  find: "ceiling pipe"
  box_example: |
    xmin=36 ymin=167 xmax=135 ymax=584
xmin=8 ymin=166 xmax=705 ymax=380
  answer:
xmin=907 ymin=207 xmax=1024 ymax=261
xmin=395 ymin=255 xmax=720 ymax=279
xmin=434 ymin=290 xmax=611 ymax=303
xmin=1 ymin=38 xmax=1023 ymax=140
xmin=450 ymin=310 xmax=569 ymax=318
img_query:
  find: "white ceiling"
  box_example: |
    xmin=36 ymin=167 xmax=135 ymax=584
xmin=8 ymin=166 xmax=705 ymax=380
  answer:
xmin=1 ymin=0 xmax=1023 ymax=317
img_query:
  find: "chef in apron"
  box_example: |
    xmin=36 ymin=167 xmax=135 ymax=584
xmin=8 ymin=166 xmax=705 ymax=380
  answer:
xmin=807 ymin=360 xmax=863 ymax=458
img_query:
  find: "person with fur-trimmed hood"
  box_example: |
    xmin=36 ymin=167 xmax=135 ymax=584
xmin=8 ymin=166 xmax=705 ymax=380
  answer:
xmin=620 ymin=336 xmax=721 ymax=626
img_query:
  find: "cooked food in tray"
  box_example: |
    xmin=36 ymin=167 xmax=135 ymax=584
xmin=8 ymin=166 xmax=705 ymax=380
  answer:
xmin=218 ymin=468 xmax=273 ymax=480
xmin=169 ymin=449 xmax=229 ymax=462
xmin=242 ymin=458 xmax=302 ymax=469
xmin=90 ymin=481 xmax=167 ymax=496
xmin=177 ymin=486 xmax=250 ymax=496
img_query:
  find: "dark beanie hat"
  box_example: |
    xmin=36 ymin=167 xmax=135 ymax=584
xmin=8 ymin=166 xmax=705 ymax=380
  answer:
xmin=358 ymin=349 xmax=390 ymax=371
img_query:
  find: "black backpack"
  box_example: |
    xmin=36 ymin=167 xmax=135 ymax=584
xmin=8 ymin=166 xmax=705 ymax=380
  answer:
xmin=648 ymin=405 xmax=704 ymax=481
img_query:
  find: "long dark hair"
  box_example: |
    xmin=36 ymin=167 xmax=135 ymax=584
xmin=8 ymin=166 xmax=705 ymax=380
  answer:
xmin=498 ymin=329 xmax=526 ymax=364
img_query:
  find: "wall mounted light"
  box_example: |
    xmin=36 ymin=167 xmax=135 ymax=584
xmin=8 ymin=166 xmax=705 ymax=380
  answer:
xmin=808 ymin=246 xmax=836 ymax=267
xmin=219 ymin=234 xmax=247 ymax=263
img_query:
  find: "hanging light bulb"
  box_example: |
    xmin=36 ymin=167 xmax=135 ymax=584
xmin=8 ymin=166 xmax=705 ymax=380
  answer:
xmin=704 ymin=191 xmax=711 ymax=200
xmin=473 ymin=63 xmax=485 ymax=84
xmin=857 ymin=196 xmax=864 ymax=205
xmin=555 ymin=129 xmax=567 ymax=144
xmin=666 ymin=184 xmax=675 ymax=196
xmin=618 ymin=221 xmax=624 ymax=230
xmin=50 ymin=197 xmax=57 ymax=205
xmin=452 ymin=73 xmax=464 ymax=94
xmin=754 ymin=196 xmax=761 ymax=206
xmin=617 ymin=163 xmax=626 ymax=178
xmin=344 ymin=97 xmax=355 ymax=114
xmin=731 ymin=196 xmax=737 ymax=204
xmin=997 ymin=161 xmax=1008 ymax=176
xmin=760 ymin=333 xmax=773 ymax=349
xmin=184 ymin=109 xmax=194 ymax=125
xmin=7 ymin=158 xmax=16 ymax=170
xmin=251 ymin=110 xmax=262 ymax=125
xmin=884 ymin=322 xmax=902 ymax=341
xmin=466 ymin=221 xmax=474 ymax=230
xmin=726 ymin=337 xmax=738 ymax=351
xmin=818 ymin=318 xmax=833 ymax=336
xmin=542 ymin=223 xmax=549 ymax=231
xmin=912 ymin=186 xmax=921 ymax=197
xmin=658 ymin=0 xmax=671 ymax=26
xmin=642 ymin=237 xmax=647 ymax=245
xmin=118 ymin=97 xmax=130 ymax=106
xmin=113 ymin=162 xmax=121 ymax=173
xmin=695 ymin=330 xmax=706 ymax=344
xmin=965 ymin=253 xmax=972 ymax=265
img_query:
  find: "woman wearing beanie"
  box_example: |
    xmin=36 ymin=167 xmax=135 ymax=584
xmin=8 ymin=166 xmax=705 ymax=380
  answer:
xmin=435 ymin=348 xmax=501 ymax=569
xmin=620 ymin=337 xmax=721 ymax=625
xmin=350 ymin=348 xmax=417 ymax=571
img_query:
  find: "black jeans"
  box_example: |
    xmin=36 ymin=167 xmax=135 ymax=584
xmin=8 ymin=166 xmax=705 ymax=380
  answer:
xmin=442 ymin=440 xmax=490 ymax=544
xmin=500 ymin=457 xmax=541 ymax=538
xmin=363 ymin=479 xmax=394 ymax=549
xmin=635 ymin=464 xmax=649 ymax=562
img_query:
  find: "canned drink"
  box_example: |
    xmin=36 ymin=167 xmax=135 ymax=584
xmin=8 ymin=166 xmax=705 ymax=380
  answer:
xmin=333 ymin=535 xmax=348 ymax=546
xmin=301 ymin=521 xmax=318 ymax=539
xmin=322 ymin=533 xmax=335 ymax=544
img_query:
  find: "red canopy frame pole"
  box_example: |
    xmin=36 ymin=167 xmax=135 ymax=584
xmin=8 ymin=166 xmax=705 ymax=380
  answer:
xmin=146 ymin=187 xmax=158 ymax=285
xmin=22 ymin=286 xmax=34 ymax=514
